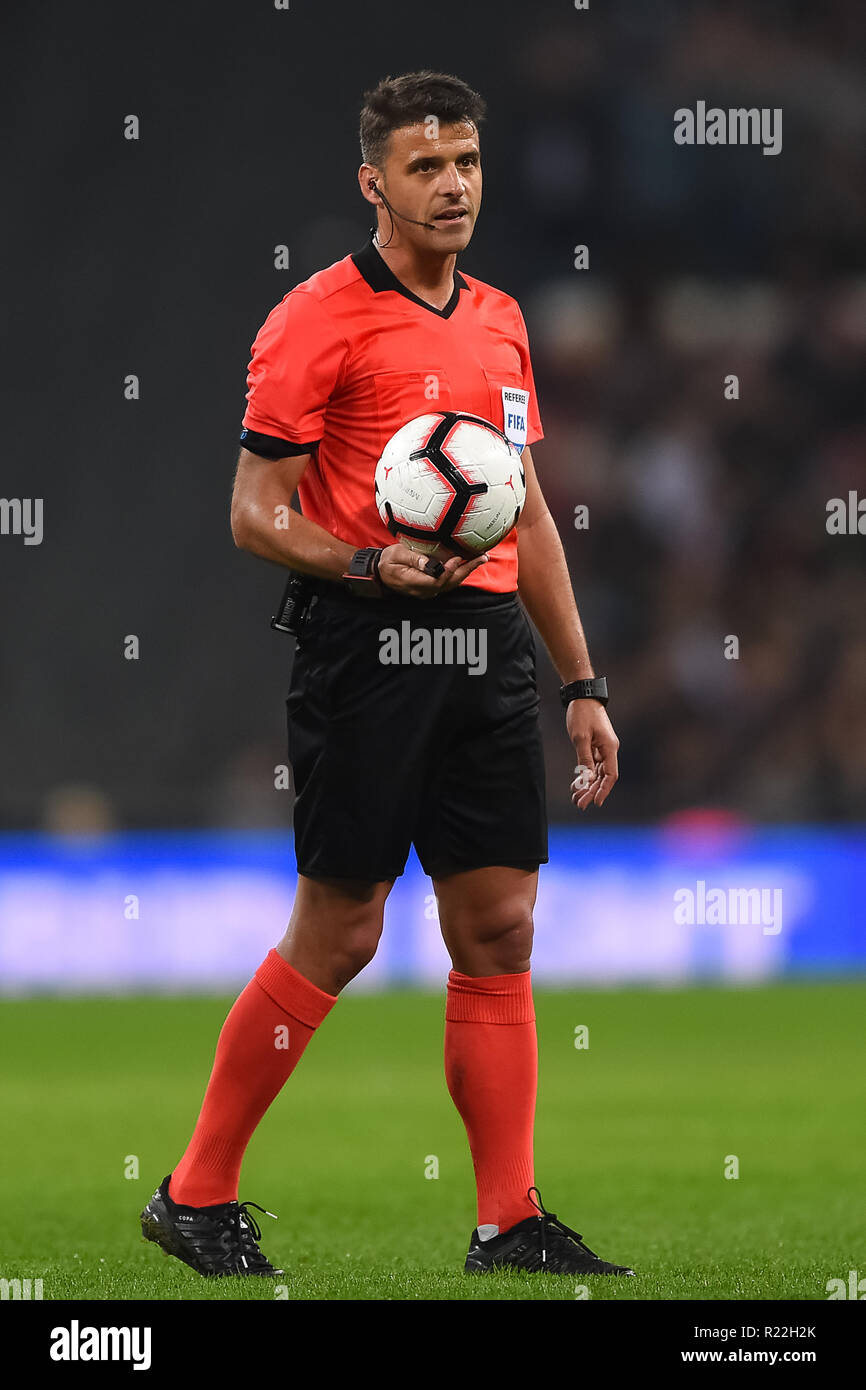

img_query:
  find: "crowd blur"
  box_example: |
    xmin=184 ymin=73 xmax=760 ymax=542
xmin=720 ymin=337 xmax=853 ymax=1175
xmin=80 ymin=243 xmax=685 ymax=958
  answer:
xmin=501 ymin=0 xmax=866 ymax=822
xmin=531 ymin=270 xmax=866 ymax=822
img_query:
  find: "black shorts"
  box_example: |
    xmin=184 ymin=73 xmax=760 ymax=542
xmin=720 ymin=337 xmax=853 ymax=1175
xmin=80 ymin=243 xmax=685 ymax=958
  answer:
xmin=285 ymin=584 xmax=548 ymax=881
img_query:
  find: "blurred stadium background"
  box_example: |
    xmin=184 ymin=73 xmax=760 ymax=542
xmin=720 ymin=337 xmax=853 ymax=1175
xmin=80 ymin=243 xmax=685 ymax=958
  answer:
xmin=1 ymin=0 xmax=864 ymax=991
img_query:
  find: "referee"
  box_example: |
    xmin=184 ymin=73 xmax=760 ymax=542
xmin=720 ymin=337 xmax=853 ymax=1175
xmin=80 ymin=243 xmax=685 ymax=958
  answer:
xmin=141 ymin=70 xmax=633 ymax=1280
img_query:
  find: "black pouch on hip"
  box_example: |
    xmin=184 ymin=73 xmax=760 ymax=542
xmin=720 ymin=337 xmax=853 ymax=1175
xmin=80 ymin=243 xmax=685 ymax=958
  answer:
xmin=270 ymin=571 xmax=316 ymax=636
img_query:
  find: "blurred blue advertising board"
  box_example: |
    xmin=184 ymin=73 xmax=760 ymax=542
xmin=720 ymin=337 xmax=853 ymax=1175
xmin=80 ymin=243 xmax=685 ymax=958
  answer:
xmin=0 ymin=828 xmax=863 ymax=994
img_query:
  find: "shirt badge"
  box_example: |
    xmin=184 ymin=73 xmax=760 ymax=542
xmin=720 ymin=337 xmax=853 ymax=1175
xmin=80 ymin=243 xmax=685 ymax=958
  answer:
xmin=500 ymin=386 xmax=529 ymax=454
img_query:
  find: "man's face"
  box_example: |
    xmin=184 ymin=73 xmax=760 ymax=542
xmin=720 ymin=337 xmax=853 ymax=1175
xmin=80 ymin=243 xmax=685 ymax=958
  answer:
xmin=373 ymin=120 xmax=482 ymax=251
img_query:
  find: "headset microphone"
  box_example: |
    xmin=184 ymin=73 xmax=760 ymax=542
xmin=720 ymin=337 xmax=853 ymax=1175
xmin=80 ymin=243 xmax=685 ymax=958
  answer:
xmin=369 ymin=180 xmax=438 ymax=233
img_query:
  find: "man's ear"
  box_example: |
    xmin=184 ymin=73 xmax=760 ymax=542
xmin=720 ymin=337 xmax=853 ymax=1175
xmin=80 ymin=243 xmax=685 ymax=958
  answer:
xmin=358 ymin=165 xmax=382 ymax=206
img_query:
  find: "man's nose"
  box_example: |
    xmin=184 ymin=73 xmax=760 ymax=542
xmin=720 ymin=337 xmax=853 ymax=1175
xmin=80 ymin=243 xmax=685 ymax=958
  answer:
xmin=438 ymin=165 xmax=466 ymax=197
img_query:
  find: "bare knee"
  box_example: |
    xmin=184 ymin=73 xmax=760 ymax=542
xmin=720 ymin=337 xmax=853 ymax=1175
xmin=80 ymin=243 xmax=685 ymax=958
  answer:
xmin=442 ymin=905 xmax=534 ymax=976
xmin=278 ymin=876 xmax=390 ymax=993
xmin=327 ymin=916 xmax=383 ymax=989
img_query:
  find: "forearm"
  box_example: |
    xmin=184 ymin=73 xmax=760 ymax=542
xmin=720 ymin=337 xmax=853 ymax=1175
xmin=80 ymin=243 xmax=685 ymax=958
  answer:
xmin=517 ymin=509 xmax=594 ymax=682
xmin=233 ymin=498 xmax=356 ymax=581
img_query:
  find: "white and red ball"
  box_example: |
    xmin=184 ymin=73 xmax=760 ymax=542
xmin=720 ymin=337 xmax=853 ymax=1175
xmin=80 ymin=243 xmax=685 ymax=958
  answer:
xmin=374 ymin=411 xmax=526 ymax=559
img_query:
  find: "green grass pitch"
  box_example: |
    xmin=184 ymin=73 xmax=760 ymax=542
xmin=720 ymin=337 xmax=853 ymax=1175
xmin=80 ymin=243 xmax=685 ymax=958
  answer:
xmin=1 ymin=981 xmax=864 ymax=1301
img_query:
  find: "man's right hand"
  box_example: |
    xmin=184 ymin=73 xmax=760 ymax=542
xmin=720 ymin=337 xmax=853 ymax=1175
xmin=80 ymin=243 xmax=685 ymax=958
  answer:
xmin=378 ymin=542 xmax=489 ymax=597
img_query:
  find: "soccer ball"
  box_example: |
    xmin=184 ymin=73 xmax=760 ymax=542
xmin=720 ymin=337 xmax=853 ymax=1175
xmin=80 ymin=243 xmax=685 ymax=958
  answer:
xmin=374 ymin=412 xmax=526 ymax=559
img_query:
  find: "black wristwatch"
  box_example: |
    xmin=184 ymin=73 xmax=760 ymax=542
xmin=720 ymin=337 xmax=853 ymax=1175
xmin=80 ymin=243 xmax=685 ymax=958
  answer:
xmin=560 ymin=676 xmax=609 ymax=708
xmin=342 ymin=547 xmax=386 ymax=597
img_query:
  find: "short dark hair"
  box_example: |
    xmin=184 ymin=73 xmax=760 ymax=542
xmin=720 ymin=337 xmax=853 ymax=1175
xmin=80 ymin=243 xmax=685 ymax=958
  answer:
xmin=359 ymin=70 xmax=486 ymax=169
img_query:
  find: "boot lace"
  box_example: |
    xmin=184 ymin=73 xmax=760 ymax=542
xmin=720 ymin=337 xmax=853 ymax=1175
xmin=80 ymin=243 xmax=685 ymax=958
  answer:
xmin=527 ymin=1187 xmax=600 ymax=1267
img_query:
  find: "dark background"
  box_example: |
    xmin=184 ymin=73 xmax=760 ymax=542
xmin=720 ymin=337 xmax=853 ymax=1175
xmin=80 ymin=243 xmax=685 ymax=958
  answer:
xmin=2 ymin=0 xmax=864 ymax=830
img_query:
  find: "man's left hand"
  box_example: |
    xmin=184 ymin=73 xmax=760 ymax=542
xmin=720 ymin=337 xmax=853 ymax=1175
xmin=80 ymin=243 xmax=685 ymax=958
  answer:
xmin=567 ymin=700 xmax=620 ymax=809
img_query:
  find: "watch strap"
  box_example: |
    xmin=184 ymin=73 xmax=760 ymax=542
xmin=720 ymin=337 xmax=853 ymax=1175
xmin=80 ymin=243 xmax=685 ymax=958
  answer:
xmin=341 ymin=547 xmax=385 ymax=596
xmin=560 ymin=676 xmax=609 ymax=708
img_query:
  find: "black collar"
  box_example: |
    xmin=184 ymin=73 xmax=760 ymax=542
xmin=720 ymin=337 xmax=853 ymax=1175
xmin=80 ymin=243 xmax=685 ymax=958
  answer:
xmin=351 ymin=228 xmax=468 ymax=320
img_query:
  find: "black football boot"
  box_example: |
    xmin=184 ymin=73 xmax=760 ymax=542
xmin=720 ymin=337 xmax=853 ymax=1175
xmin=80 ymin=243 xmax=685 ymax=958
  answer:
xmin=140 ymin=1174 xmax=283 ymax=1277
xmin=464 ymin=1186 xmax=635 ymax=1276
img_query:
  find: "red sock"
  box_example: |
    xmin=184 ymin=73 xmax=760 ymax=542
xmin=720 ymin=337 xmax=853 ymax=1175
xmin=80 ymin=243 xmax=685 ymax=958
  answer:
xmin=444 ymin=969 xmax=537 ymax=1234
xmin=168 ymin=949 xmax=337 ymax=1207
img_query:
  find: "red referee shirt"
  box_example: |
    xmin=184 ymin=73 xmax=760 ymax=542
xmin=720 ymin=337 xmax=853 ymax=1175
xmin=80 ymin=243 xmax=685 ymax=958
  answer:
xmin=240 ymin=230 xmax=544 ymax=593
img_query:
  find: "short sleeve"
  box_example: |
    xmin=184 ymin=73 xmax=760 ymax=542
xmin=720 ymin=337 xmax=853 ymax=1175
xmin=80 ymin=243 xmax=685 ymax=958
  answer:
xmin=240 ymin=290 xmax=348 ymax=455
xmin=515 ymin=305 xmax=544 ymax=446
